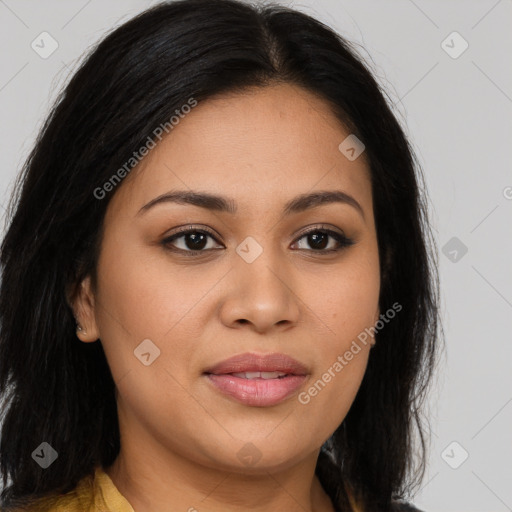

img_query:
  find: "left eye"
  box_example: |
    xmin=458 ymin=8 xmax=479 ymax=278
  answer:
xmin=162 ymin=227 xmax=354 ymax=254
xmin=293 ymin=228 xmax=354 ymax=252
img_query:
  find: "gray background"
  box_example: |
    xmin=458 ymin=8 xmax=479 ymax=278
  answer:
xmin=1 ymin=1 xmax=511 ymax=511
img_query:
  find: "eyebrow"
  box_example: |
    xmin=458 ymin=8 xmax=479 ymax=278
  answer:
xmin=137 ymin=189 xmax=365 ymax=221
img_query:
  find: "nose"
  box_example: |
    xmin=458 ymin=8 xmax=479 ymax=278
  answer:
xmin=219 ymin=254 xmax=301 ymax=335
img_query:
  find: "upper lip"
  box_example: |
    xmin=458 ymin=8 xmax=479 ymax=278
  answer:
xmin=204 ymin=352 xmax=309 ymax=376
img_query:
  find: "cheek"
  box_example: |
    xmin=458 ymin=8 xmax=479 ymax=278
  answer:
xmin=92 ymin=237 xmax=180 ymax=377
xmin=92 ymin=236 xmax=221 ymax=385
xmin=303 ymin=242 xmax=380 ymax=344
xmin=296 ymin=250 xmax=379 ymax=424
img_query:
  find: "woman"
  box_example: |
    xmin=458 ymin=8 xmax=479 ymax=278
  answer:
xmin=0 ymin=0 xmax=440 ymax=510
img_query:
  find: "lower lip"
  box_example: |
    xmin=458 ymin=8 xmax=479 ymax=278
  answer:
xmin=205 ymin=373 xmax=307 ymax=407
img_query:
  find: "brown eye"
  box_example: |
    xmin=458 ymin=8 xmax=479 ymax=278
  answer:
xmin=161 ymin=225 xmax=354 ymax=256
xmin=293 ymin=228 xmax=354 ymax=253
xmin=162 ymin=228 xmax=223 ymax=253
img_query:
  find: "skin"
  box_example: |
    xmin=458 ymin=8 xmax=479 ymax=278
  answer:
xmin=73 ymin=82 xmax=380 ymax=512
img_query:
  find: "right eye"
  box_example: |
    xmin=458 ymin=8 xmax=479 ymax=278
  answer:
xmin=161 ymin=226 xmax=224 ymax=254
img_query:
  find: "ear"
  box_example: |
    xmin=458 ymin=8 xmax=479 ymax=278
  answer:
xmin=70 ymin=275 xmax=100 ymax=343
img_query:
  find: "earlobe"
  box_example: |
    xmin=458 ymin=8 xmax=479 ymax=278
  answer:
xmin=72 ymin=276 xmax=100 ymax=343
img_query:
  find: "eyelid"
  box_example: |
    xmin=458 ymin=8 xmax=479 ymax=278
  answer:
xmin=291 ymin=225 xmax=355 ymax=252
xmin=161 ymin=223 xmax=354 ymax=254
xmin=164 ymin=224 xmax=220 ymax=239
xmin=294 ymin=223 xmax=346 ymax=239
xmin=161 ymin=224 xmax=223 ymax=250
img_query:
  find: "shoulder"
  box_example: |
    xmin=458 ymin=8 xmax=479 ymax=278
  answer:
xmin=391 ymin=499 xmax=425 ymax=512
xmin=0 ymin=471 xmax=95 ymax=512
xmin=0 ymin=495 xmax=80 ymax=511
xmin=0 ymin=492 xmax=87 ymax=512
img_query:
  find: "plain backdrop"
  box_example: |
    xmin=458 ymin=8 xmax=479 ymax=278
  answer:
xmin=0 ymin=1 xmax=511 ymax=511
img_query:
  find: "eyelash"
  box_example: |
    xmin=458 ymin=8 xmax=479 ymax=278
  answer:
xmin=161 ymin=225 xmax=355 ymax=256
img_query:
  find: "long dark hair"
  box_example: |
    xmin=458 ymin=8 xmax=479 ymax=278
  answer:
xmin=0 ymin=0 xmax=440 ymax=510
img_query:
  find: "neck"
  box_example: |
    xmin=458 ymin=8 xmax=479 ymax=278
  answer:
xmin=105 ymin=429 xmax=335 ymax=512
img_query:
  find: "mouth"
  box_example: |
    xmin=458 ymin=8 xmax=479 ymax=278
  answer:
xmin=203 ymin=351 xmax=308 ymax=376
xmin=203 ymin=352 xmax=309 ymax=407
xmin=214 ymin=371 xmax=291 ymax=379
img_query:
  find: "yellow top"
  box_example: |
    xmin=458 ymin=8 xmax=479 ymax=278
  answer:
xmin=6 ymin=466 xmax=134 ymax=512
xmin=3 ymin=466 xmax=363 ymax=512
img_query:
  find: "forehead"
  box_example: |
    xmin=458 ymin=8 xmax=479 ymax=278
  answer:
xmin=109 ymin=83 xmax=371 ymax=216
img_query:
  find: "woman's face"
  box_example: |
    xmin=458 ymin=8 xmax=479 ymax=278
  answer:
xmin=77 ymin=83 xmax=380 ymax=474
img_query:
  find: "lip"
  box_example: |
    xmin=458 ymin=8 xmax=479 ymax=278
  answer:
xmin=204 ymin=352 xmax=308 ymax=375
xmin=203 ymin=352 xmax=309 ymax=407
